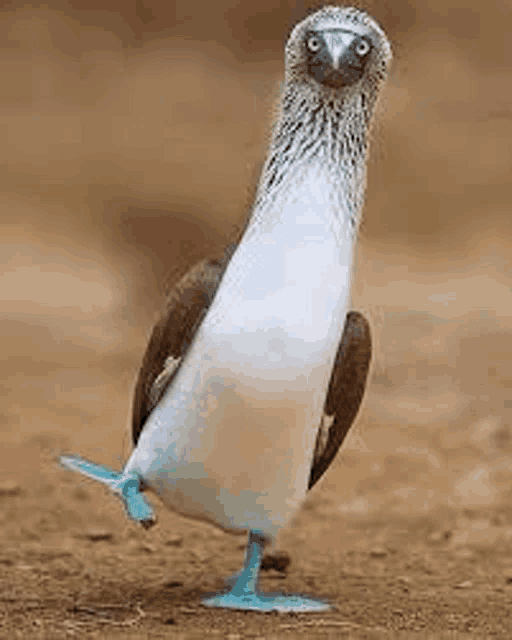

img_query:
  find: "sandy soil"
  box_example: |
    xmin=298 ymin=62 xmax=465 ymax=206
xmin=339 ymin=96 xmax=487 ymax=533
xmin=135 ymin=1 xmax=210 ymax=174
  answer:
xmin=2 ymin=0 xmax=512 ymax=637
xmin=3 ymin=460 xmax=512 ymax=638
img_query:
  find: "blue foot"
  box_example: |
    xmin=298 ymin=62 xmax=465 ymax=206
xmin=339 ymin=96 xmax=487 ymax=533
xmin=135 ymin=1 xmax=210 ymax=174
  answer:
xmin=203 ymin=590 xmax=331 ymax=612
xmin=205 ymin=530 xmax=331 ymax=613
xmin=59 ymin=454 xmax=156 ymax=529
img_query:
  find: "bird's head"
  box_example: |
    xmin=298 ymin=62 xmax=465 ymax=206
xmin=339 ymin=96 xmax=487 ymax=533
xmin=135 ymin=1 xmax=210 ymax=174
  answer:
xmin=285 ymin=6 xmax=391 ymax=101
xmin=259 ymin=7 xmax=392 ymax=214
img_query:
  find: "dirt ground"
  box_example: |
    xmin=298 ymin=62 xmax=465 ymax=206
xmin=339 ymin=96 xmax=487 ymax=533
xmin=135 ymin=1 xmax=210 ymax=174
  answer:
xmin=4 ymin=462 xmax=512 ymax=638
xmin=4 ymin=311 xmax=512 ymax=640
xmin=2 ymin=0 xmax=512 ymax=637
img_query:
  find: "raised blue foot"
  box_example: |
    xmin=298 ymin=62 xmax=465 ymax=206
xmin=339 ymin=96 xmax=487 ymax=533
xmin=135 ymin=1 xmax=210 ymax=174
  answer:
xmin=204 ymin=531 xmax=331 ymax=613
xmin=59 ymin=454 xmax=156 ymax=529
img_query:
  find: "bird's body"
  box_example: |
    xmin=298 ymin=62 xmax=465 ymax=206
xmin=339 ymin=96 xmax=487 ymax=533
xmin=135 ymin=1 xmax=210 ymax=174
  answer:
xmin=125 ymin=160 xmax=354 ymax=540
xmin=60 ymin=5 xmax=391 ymax=612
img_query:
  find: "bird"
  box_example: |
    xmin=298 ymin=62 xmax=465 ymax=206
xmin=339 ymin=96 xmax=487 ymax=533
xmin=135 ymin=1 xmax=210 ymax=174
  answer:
xmin=59 ymin=5 xmax=391 ymax=612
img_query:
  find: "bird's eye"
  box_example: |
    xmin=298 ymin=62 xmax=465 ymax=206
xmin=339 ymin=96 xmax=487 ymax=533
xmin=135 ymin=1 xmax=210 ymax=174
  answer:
xmin=355 ymin=39 xmax=371 ymax=57
xmin=307 ymin=37 xmax=322 ymax=53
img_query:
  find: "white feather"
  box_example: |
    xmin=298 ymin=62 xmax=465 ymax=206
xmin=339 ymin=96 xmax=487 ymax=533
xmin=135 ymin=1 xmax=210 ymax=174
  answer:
xmin=125 ymin=161 xmax=355 ymax=542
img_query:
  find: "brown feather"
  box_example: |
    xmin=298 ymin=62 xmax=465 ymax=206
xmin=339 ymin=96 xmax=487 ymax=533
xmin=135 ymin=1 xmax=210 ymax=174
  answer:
xmin=132 ymin=258 xmax=226 ymax=446
xmin=308 ymin=311 xmax=371 ymax=489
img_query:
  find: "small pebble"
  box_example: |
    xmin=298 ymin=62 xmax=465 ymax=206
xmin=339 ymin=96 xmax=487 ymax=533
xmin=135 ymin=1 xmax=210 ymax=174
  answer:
xmin=454 ymin=580 xmax=473 ymax=589
xmin=85 ymin=529 xmax=113 ymax=542
xmin=261 ymin=551 xmax=291 ymax=573
xmin=164 ymin=580 xmax=184 ymax=588
xmin=72 ymin=487 xmax=90 ymax=502
xmin=491 ymin=513 xmax=507 ymax=526
xmin=265 ymin=569 xmax=287 ymax=580
xmin=369 ymin=547 xmax=388 ymax=558
xmin=139 ymin=543 xmax=156 ymax=553
xmin=165 ymin=535 xmax=183 ymax=547
xmin=0 ymin=481 xmax=22 ymax=496
xmin=427 ymin=530 xmax=452 ymax=542
xmin=179 ymin=607 xmax=196 ymax=614
xmin=190 ymin=549 xmax=210 ymax=563
xmin=21 ymin=528 xmax=40 ymax=541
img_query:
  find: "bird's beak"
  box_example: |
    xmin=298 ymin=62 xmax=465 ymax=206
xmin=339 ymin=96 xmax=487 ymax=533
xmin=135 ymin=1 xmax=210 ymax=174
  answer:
xmin=323 ymin=32 xmax=357 ymax=70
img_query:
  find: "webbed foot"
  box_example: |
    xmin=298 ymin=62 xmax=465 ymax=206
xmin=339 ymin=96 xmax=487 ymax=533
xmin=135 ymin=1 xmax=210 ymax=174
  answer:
xmin=59 ymin=454 xmax=156 ymax=528
xmin=206 ymin=530 xmax=330 ymax=612
xmin=203 ymin=590 xmax=330 ymax=612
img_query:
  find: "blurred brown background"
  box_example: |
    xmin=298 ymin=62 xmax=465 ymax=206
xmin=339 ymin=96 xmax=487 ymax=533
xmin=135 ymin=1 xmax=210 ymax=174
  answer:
xmin=1 ymin=0 xmax=512 ymax=537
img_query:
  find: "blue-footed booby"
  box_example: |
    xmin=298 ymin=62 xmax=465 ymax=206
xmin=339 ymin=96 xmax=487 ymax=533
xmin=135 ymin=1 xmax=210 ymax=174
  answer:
xmin=60 ymin=5 xmax=391 ymax=612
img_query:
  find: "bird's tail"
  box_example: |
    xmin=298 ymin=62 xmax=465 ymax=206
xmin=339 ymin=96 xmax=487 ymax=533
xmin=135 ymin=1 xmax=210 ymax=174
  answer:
xmin=58 ymin=454 xmax=156 ymax=529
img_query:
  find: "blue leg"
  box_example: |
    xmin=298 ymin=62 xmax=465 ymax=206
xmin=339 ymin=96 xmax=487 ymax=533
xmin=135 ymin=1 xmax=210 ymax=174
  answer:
xmin=59 ymin=455 xmax=156 ymax=529
xmin=204 ymin=530 xmax=331 ymax=612
xmin=224 ymin=550 xmax=291 ymax=588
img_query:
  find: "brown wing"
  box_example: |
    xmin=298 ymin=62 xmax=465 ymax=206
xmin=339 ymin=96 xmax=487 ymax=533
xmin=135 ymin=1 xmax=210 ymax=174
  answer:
xmin=308 ymin=311 xmax=372 ymax=490
xmin=132 ymin=258 xmax=226 ymax=446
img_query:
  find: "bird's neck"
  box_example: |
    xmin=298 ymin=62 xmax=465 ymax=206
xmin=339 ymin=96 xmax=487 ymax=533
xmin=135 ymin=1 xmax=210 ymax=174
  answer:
xmin=253 ymin=89 xmax=369 ymax=233
xmin=246 ymin=157 xmax=353 ymax=251
xmin=211 ymin=156 xmax=356 ymax=340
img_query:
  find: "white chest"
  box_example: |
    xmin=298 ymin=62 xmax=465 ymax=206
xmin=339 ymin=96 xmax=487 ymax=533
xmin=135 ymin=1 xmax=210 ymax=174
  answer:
xmin=125 ymin=163 xmax=356 ymax=540
xmin=207 ymin=164 xmax=352 ymax=353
